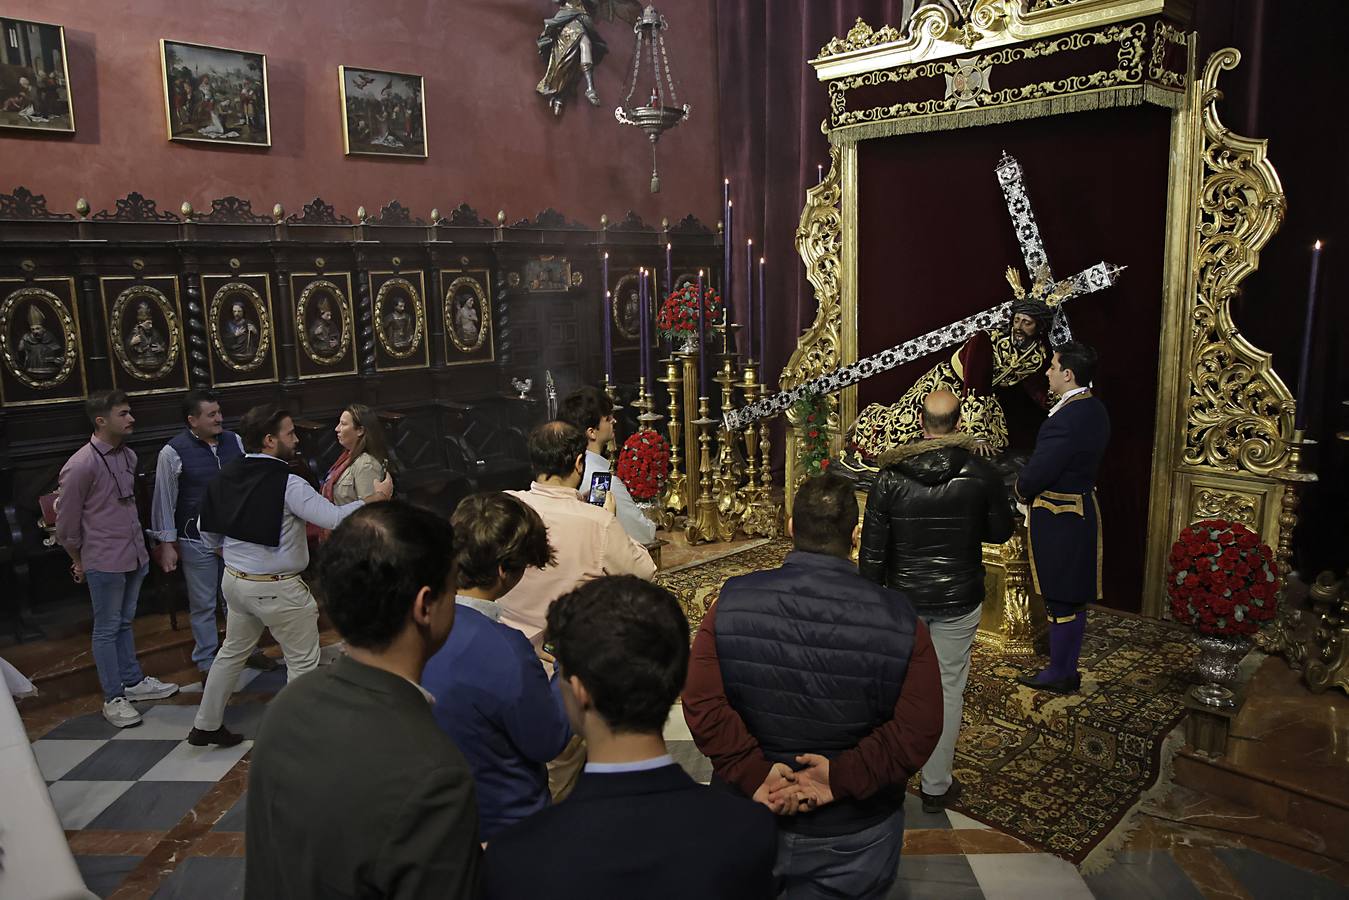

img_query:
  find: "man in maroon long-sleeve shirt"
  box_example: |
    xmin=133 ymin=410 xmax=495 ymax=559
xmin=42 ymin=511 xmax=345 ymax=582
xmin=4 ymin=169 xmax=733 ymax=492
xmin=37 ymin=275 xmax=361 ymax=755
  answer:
xmin=682 ymin=473 xmax=942 ymax=900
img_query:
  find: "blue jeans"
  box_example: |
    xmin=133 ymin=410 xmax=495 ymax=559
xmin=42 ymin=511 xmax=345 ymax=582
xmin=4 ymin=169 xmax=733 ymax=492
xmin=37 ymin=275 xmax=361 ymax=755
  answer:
xmin=773 ymin=809 xmax=905 ymax=900
xmin=180 ymin=539 xmax=224 ymax=671
xmin=86 ymin=564 xmax=149 ymax=701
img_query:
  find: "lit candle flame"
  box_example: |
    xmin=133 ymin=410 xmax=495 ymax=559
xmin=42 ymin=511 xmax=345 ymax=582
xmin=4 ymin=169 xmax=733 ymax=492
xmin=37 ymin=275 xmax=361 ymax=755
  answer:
xmin=1314 ymin=240 xmax=1323 ymax=250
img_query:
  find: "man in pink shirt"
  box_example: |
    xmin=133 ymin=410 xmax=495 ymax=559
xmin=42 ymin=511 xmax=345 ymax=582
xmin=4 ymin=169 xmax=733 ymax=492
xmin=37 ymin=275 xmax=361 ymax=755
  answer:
xmin=56 ymin=391 xmax=179 ymax=728
xmin=497 ymin=421 xmax=656 ymax=645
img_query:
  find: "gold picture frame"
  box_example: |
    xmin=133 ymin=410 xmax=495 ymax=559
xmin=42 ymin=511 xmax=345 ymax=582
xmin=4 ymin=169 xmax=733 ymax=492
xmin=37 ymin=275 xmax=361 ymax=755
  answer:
xmin=442 ymin=271 xmax=495 ymax=366
xmin=0 ymin=17 xmax=75 ymax=134
xmin=293 ymin=272 xmax=356 ymax=376
xmin=205 ymin=275 xmax=276 ymax=385
xmin=0 ymin=276 xmax=85 ymax=406
xmin=160 ymin=38 xmax=270 ymax=147
xmin=370 ymin=271 xmax=428 ymax=371
xmin=102 ymin=276 xmax=188 ymax=393
xmin=611 ymin=272 xmax=641 ymax=342
xmin=339 ymin=65 xmax=427 ymax=158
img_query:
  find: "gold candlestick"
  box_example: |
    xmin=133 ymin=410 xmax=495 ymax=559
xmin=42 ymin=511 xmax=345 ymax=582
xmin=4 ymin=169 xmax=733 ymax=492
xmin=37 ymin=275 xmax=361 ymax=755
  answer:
xmin=657 ymin=356 xmax=687 ymax=525
xmin=738 ymin=360 xmax=778 ymax=537
xmin=603 ymin=377 xmax=619 ymax=459
xmin=684 ymin=397 xmax=721 ymax=544
xmin=713 ymin=354 xmax=744 ymax=543
xmin=680 ymin=349 xmax=701 ymax=509
xmin=637 ymin=376 xmax=664 ymax=432
xmin=1255 ymin=428 xmax=1318 ymax=667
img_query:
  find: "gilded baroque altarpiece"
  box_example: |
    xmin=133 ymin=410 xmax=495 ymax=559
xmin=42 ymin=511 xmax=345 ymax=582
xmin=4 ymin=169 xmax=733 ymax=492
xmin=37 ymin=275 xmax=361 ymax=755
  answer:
xmin=784 ymin=0 xmax=1297 ymax=628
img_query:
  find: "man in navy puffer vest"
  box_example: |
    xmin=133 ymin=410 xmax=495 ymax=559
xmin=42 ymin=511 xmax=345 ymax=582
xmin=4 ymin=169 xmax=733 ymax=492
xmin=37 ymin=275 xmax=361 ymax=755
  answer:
xmin=684 ymin=473 xmax=942 ymax=900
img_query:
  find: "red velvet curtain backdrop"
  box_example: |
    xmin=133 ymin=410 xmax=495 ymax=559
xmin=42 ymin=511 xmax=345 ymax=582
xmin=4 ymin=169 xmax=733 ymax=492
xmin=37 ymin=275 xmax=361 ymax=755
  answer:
xmin=714 ymin=0 xmax=914 ymax=470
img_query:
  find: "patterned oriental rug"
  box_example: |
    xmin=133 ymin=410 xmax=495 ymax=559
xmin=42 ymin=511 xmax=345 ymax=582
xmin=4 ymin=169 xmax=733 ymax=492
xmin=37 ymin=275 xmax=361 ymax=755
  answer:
xmin=657 ymin=538 xmax=1197 ymax=867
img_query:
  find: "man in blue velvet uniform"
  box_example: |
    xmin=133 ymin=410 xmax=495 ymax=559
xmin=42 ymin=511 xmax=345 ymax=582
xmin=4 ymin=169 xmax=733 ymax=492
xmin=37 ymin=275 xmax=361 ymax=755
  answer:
xmin=1014 ymin=341 xmax=1110 ymax=694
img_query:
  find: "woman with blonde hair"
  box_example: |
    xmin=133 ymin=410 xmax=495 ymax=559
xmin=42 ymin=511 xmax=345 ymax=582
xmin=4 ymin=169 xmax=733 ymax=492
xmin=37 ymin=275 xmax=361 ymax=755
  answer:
xmin=315 ymin=404 xmax=395 ymax=541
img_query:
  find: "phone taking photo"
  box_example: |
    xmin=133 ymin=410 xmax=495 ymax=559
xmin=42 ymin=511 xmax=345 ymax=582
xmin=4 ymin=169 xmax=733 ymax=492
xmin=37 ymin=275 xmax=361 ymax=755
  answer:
xmin=587 ymin=471 xmax=612 ymax=507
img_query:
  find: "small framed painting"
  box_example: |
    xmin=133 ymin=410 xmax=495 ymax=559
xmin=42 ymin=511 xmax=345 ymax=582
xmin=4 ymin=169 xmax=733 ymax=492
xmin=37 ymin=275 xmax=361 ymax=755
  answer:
xmin=339 ymin=66 xmax=427 ymax=158
xmin=160 ymin=38 xmax=270 ymax=147
xmin=0 ymin=18 xmax=75 ymax=134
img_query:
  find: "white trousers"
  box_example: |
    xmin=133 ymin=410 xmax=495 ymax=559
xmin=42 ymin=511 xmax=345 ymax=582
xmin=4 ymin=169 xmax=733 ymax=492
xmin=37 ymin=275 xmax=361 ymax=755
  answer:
xmin=919 ymin=605 xmax=982 ymax=796
xmin=194 ymin=571 xmax=320 ymax=731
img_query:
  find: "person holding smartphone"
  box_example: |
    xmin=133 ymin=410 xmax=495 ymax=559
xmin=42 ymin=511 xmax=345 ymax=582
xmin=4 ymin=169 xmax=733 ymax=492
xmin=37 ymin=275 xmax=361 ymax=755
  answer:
xmin=559 ymin=386 xmax=657 ymax=544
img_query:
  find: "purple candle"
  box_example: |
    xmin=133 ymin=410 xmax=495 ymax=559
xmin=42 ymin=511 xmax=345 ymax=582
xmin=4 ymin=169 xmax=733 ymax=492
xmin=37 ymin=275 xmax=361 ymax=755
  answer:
xmin=639 ymin=268 xmax=649 ymax=384
xmin=696 ymin=269 xmax=706 ymax=391
xmin=817 ymin=163 xmax=823 ymax=184
xmin=1294 ymin=239 xmax=1323 ymax=431
xmin=604 ymin=290 xmax=613 ymax=383
xmin=724 ymin=200 xmax=734 ymax=325
xmin=665 ymin=242 xmax=673 ymax=304
xmin=745 ymin=238 xmax=755 ymax=359
xmin=758 ymin=256 xmax=766 ymax=382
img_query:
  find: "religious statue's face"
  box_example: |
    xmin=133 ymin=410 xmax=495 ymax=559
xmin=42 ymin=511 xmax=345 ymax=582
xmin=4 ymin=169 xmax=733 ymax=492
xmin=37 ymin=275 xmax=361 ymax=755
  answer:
xmin=231 ymin=303 xmax=244 ymax=322
xmin=1011 ymin=313 xmax=1039 ymax=348
xmin=395 ymin=298 xmax=406 ymax=313
xmin=320 ymin=309 xmax=332 ymax=322
xmin=29 ymin=322 xmax=46 ymax=338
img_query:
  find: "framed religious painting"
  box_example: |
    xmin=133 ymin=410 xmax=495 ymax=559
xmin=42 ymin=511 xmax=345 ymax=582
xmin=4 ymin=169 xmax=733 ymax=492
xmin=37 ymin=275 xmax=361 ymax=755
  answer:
xmin=0 ymin=277 xmax=85 ymax=406
xmin=610 ymin=272 xmax=641 ymax=347
xmin=339 ymin=66 xmax=427 ymax=158
xmin=370 ymin=271 xmax=427 ymax=371
xmin=203 ymin=273 xmax=277 ymax=385
xmin=0 ymin=18 xmax=75 ymax=134
xmin=523 ymin=256 xmax=572 ymax=292
xmin=160 ymin=39 xmax=270 ymax=147
xmin=292 ymin=271 xmax=357 ymax=379
xmin=100 ymin=276 xmax=188 ymax=394
xmin=440 ymin=270 xmax=494 ymax=366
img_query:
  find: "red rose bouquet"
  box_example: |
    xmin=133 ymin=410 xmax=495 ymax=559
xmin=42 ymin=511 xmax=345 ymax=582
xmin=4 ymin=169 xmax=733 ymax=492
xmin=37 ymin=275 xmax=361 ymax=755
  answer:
xmin=1167 ymin=519 xmax=1278 ymax=636
xmin=656 ymin=284 xmax=723 ymax=342
xmin=615 ymin=430 xmax=671 ymax=501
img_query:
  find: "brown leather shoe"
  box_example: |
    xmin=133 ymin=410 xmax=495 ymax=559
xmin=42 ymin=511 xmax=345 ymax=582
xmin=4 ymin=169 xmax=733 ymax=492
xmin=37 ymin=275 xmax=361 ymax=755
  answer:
xmin=245 ymin=650 xmax=280 ymax=672
xmin=188 ymin=726 xmax=244 ymax=748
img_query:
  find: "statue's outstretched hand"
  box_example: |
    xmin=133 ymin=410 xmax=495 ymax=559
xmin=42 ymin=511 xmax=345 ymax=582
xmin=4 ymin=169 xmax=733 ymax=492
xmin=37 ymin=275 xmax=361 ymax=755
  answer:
xmin=972 ymin=439 xmax=996 ymax=458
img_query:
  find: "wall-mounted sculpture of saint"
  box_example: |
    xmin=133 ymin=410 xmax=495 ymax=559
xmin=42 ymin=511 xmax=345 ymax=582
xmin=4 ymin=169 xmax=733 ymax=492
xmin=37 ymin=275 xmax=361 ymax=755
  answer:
xmin=127 ymin=301 xmax=168 ymax=369
xmin=207 ymin=281 xmax=271 ymax=373
xmin=536 ymin=0 xmax=607 ymax=117
xmin=17 ymin=302 xmax=64 ymax=378
xmin=612 ymin=273 xmax=641 ymax=341
xmin=374 ymin=277 xmax=424 ymax=360
xmin=445 ymin=276 xmax=490 ymax=355
xmin=310 ymin=297 xmax=341 ymax=356
xmin=295 ymin=278 xmax=352 ymax=368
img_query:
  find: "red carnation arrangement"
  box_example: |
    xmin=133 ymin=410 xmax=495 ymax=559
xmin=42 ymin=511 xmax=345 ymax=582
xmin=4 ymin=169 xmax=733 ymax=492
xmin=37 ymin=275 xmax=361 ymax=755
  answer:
xmin=1167 ymin=519 xmax=1278 ymax=636
xmin=615 ymin=430 xmax=671 ymax=502
xmin=656 ymin=284 xmax=724 ymax=341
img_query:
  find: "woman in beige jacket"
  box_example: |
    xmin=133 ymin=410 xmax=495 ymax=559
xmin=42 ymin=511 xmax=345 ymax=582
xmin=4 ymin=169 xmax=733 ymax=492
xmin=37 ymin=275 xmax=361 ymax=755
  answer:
xmin=316 ymin=404 xmax=395 ymax=540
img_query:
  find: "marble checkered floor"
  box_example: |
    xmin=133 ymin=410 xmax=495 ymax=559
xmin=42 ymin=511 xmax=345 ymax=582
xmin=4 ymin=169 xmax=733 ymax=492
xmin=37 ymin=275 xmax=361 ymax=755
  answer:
xmin=29 ymin=667 xmax=1348 ymax=899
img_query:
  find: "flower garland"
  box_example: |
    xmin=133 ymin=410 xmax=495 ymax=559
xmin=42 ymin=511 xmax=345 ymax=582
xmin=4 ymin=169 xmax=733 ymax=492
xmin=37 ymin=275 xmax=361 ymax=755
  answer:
xmin=793 ymin=391 xmax=831 ymax=476
xmin=656 ymin=284 xmax=723 ymax=340
xmin=1167 ymin=519 xmax=1278 ymax=636
xmin=615 ymin=430 xmax=671 ymax=501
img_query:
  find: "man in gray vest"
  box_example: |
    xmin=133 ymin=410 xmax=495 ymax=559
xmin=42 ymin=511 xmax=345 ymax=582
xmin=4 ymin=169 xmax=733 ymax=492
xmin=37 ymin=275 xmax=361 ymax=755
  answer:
xmin=151 ymin=390 xmax=276 ymax=680
xmin=683 ymin=474 xmax=943 ymax=899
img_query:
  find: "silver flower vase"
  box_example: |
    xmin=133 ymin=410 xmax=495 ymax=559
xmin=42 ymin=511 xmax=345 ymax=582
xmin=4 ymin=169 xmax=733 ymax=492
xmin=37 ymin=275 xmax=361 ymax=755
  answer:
xmin=1190 ymin=633 xmax=1249 ymax=709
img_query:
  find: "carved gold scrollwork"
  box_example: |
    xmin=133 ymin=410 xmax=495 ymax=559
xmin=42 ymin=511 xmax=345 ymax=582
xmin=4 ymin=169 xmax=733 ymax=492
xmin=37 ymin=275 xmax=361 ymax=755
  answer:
xmin=1183 ymin=49 xmax=1292 ymax=476
xmin=110 ymin=285 xmax=181 ymax=381
xmin=785 ymin=145 xmax=844 ymax=488
xmin=819 ymin=17 xmax=904 ymax=58
xmin=1191 ymin=488 xmax=1258 ymax=528
xmin=0 ymin=287 xmax=78 ymax=389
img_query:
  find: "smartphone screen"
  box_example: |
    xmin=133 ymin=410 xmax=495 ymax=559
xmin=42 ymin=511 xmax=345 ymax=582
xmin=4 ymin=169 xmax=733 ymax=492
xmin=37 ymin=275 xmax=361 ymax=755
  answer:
xmin=588 ymin=471 xmax=612 ymax=507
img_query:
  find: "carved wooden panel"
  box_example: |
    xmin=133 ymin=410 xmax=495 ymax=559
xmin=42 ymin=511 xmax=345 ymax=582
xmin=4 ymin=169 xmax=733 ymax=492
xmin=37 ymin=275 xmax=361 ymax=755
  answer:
xmin=202 ymin=273 xmax=278 ymax=386
xmin=291 ymin=272 xmax=357 ymax=379
xmin=0 ymin=277 xmax=85 ymax=406
xmin=439 ymin=269 xmax=495 ymax=367
xmin=100 ymin=276 xmax=189 ymax=394
xmin=369 ymin=270 xmax=428 ymax=372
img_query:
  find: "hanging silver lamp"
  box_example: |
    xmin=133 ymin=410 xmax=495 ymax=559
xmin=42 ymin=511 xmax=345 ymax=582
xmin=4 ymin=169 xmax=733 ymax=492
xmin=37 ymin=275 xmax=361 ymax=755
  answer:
xmin=614 ymin=5 xmax=690 ymax=193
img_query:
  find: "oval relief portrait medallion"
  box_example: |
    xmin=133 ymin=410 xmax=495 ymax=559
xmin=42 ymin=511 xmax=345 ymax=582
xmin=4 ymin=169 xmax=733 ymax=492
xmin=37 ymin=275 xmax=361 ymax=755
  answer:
xmin=375 ymin=277 xmax=424 ymax=359
xmin=445 ymin=277 xmax=489 ymax=353
xmin=0 ymin=287 xmax=78 ymax=389
xmin=296 ymin=279 xmax=352 ymax=365
xmin=111 ymin=285 xmax=180 ymax=381
xmin=208 ymin=282 xmax=271 ymax=372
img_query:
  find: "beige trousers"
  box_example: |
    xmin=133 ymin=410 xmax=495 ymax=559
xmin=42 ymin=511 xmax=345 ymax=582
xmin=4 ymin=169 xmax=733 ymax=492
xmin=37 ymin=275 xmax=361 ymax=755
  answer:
xmin=193 ymin=571 xmax=320 ymax=731
xmin=547 ymin=734 xmax=588 ymax=803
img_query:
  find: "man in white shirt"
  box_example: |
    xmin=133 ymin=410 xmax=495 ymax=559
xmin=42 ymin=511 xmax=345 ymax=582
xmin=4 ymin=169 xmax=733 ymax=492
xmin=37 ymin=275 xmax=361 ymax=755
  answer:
xmin=497 ymin=421 xmax=656 ymax=647
xmin=188 ymin=405 xmax=392 ymax=747
xmin=559 ymin=386 xmax=657 ymax=545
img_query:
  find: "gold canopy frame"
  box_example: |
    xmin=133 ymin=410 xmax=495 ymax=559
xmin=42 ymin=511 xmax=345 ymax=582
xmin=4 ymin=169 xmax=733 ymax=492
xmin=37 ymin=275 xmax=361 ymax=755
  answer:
xmin=784 ymin=0 xmax=1300 ymax=621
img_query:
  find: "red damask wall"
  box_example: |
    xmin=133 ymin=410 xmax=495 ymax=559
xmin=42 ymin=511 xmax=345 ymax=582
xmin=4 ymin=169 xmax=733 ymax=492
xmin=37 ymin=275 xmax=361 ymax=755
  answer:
xmin=0 ymin=0 xmax=721 ymax=224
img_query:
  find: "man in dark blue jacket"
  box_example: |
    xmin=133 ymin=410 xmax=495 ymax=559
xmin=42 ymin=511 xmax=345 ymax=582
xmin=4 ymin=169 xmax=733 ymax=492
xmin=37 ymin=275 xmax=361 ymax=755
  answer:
xmin=483 ymin=576 xmax=776 ymax=899
xmin=1015 ymin=341 xmax=1111 ymax=693
xmin=422 ymin=491 xmax=571 ymax=842
xmin=684 ymin=473 xmax=943 ymax=900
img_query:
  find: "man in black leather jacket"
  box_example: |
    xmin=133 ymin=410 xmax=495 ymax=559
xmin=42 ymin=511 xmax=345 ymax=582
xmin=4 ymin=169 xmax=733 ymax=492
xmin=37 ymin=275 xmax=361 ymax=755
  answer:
xmin=859 ymin=389 xmax=1013 ymax=814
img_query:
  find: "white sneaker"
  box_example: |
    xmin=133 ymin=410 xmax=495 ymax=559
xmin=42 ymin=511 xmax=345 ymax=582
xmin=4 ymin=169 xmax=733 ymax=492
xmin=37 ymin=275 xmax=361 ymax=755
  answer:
xmin=103 ymin=696 xmax=143 ymax=728
xmin=124 ymin=676 xmax=180 ymax=701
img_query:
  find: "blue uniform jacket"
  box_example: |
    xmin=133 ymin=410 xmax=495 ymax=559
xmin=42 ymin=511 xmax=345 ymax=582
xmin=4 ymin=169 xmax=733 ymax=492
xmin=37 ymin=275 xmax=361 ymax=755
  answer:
xmin=1015 ymin=392 xmax=1110 ymax=608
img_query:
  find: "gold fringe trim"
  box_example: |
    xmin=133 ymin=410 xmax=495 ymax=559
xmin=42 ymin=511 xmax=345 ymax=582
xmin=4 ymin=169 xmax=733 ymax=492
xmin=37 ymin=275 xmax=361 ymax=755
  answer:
xmin=828 ymin=84 xmax=1183 ymax=144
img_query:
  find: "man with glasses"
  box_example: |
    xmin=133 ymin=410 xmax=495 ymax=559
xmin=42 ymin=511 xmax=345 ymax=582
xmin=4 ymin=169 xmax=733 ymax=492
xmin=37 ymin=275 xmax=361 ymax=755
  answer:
xmin=57 ymin=390 xmax=180 ymax=728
